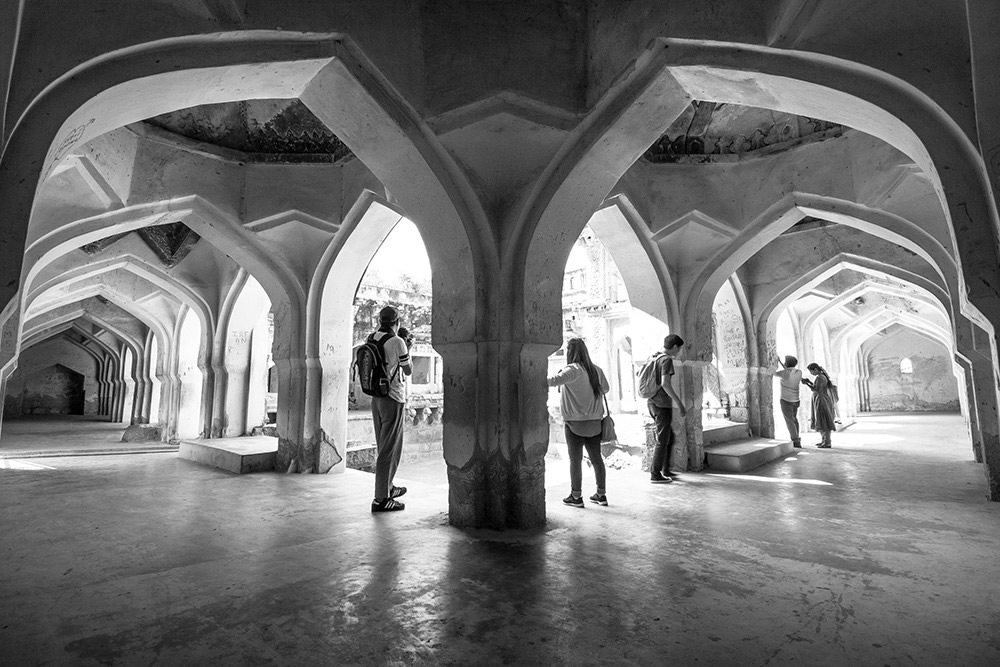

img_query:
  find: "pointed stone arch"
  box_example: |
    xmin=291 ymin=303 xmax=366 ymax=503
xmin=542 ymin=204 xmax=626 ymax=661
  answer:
xmin=306 ymin=190 xmax=404 ymax=473
xmin=801 ymin=281 xmax=950 ymax=343
xmin=757 ymin=254 xmax=950 ymax=349
xmin=590 ymin=193 xmax=679 ymax=328
xmin=212 ymin=270 xmax=272 ymax=437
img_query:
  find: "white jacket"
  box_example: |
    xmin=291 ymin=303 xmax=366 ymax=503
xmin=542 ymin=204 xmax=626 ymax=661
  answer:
xmin=547 ymin=363 xmax=610 ymax=421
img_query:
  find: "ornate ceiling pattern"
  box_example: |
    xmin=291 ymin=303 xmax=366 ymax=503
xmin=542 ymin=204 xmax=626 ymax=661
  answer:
xmin=81 ymin=223 xmax=200 ymax=268
xmin=644 ymin=101 xmax=844 ymax=163
xmin=146 ymin=99 xmax=353 ymax=163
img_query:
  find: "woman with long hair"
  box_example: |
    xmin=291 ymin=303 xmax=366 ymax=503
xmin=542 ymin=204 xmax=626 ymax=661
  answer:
xmin=803 ymin=362 xmax=836 ymax=448
xmin=547 ymin=338 xmax=610 ymax=507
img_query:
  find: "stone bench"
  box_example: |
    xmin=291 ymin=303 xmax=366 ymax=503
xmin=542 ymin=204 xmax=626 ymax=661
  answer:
xmin=178 ymin=437 xmax=277 ymax=474
xmin=704 ymin=438 xmax=795 ymax=473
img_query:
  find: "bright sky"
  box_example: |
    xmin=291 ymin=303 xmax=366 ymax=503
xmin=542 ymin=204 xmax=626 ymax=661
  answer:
xmin=364 ymin=218 xmax=433 ymax=285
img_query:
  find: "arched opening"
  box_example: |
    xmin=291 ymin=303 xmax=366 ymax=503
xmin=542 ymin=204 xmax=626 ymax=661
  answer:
xmin=708 ymin=278 xmax=750 ymax=425
xmin=547 ymin=223 xmax=666 ymax=471
xmin=772 ymin=308 xmax=803 ymax=443
xmin=219 ymin=275 xmax=272 ymax=437
xmin=345 ymin=217 xmax=437 ymax=474
xmin=13 ymin=364 xmax=86 ymax=417
xmin=174 ymin=308 xmax=203 ymax=440
xmin=246 ymin=310 xmax=273 ymax=434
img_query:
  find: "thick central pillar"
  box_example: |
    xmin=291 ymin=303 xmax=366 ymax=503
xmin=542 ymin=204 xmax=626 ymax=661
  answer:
xmin=437 ymin=340 xmax=551 ymax=529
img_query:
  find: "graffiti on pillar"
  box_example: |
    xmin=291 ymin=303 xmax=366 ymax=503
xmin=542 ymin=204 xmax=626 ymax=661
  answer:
xmin=50 ymin=118 xmax=95 ymax=165
xmin=229 ymin=330 xmax=251 ymax=347
xmin=710 ymin=281 xmax=750 ymax=422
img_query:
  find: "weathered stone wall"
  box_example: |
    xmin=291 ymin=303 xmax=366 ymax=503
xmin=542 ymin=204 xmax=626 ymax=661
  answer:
xmin=3 ymin=339 xmax=100 ymax=418
xmin=7 ymin=365 xmax=84 ymax=416
xmin=866 ymin=331 xmax=960 ymax=412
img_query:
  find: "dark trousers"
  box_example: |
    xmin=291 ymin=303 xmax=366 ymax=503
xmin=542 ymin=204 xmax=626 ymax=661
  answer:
xmin=565 ymin=425 xmax=606 ymax=496
xmin=780 ymin=399 xmax=800 ymax=445
xmin=372 ymin=396 xmax=405 ymax=500
xmin=648 ymin=402 xmax=674 ymax=476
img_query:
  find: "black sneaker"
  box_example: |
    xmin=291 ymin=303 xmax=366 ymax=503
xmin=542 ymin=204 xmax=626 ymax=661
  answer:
xmin=650 ymin=474 xmax=673 ymax=484
xmin=390 ymin=485 xmax=407 ymax=498
xmin=562 ymin=494 xmax=584 ymax=508
xmin=371 ymin=498 xmax=405 ymax=512
xmin=589 ymin=493 xmax=608 ymax=506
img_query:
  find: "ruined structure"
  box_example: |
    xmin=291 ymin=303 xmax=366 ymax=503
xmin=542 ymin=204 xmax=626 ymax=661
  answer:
xmin=2 ymin=1 xmax=1000 ymax=533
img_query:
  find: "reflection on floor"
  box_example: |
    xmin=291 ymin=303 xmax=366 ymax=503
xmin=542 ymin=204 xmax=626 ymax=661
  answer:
xmin=2 ymin=413 xmax=998 ymax=664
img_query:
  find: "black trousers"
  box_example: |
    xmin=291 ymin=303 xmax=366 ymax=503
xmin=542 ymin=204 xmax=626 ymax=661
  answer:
xmin=648 ymin=402 xmax=674 ymax=476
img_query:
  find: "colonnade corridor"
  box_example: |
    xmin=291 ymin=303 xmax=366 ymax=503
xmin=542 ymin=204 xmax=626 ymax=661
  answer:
xmin=0 ymin=415 xmax=174 ymax=458
xmin=2 ymin=413 xmax=997 ymax=664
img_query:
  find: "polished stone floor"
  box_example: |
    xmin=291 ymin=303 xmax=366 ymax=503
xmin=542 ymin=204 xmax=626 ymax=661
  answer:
xmin=2 ymin=413 xmax=999 ymax=665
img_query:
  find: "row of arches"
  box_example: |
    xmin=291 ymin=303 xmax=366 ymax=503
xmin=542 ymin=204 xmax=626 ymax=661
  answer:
xmin=1 ymin=30 xmax=999 ymax=530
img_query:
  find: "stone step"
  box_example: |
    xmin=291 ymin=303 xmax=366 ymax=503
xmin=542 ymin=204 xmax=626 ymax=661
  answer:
xmin=702 ymin=421 xmax=752 ymax=445
xmin=704 ymin=437 xmax=795 ymax=473
xmin=0 ymin=444 xmax=179 ymax=459
xmin=178 ymin=437 xmax=277 ymax=474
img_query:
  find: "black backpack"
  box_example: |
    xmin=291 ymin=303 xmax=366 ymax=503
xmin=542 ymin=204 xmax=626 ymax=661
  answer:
xmin=354 ymin=332 xmax=400 ymax=397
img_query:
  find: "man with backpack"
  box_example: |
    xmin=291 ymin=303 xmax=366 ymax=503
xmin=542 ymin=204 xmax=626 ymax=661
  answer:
xmin=774 ymin=355 xmax=803 ymax=448
xmin=638 ymin=334 xmax=687 ymax=484
xmin=361 ymin=306 xmax=412 ymax=512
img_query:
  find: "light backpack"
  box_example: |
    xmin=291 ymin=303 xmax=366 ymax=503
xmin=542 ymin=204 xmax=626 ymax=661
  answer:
xmin=636 ymin=353 xmax=663 ymax=399
xmin=354 ymin=332 xmax=400 ymax=397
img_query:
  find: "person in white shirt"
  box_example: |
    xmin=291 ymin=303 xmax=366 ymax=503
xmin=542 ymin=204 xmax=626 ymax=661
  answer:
xmin=547 ymin=338 xmax=610 ymax=508
xmin=369 ymin=306 xmax=413 ymax=512
xmin=774 ymin=355 xmax=803 ymax=448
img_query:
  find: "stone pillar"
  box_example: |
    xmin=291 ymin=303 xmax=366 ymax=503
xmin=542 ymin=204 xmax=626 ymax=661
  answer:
xmin=271 ymin=305 xmax=327 ymax=474
xmin=0 ymin=366 xmax=11 ymax=440
xmin=954 ymin=315 xmax=1000 ymax=499
xmin=315 ymin=343 xmax=349 ymax=475
xmin=966 ymin=351 xmax=1000 ymax=499
xmin=220 ymin=362 xmax=249 ymax=436
xmin=83 ymin=373 xmax=101 ymax=416
xmin=955 ymin=356 xmax=982 ymax=462
xmin=130 ymin=353 xmax=148 ymax=425
xmin=438 ymin=340 xmax=549 ymax=530
xmin=97 ymin=358 xmax=110 ymax=416
xmin=747 ymin=365 xmax=776 ymax=439
xmin=676 ymin=360 xmax=706 ymax=471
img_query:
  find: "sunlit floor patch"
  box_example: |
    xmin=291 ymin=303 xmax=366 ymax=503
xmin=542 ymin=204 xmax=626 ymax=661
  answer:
xmin=706 ymin=473 xmax=833 ymax=486
xmin=0 ymin=459 xmax=56 ymax=470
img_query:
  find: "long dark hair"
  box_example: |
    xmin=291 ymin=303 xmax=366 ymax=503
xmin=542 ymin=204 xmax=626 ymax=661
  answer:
xmin=807 ymin=362 xmax=831 ymax=383
xmin=566 ymin=338 xmax=602 ymax=397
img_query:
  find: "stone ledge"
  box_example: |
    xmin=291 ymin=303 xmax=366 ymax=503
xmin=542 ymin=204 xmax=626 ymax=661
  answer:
xmin=703 ymin=421 xmax=752 ymax=445
xmin=121 ymin=424 xmax=163 ymax=442
xmin=704 ymin=438 xmax=794 ymax=473
xmin=178 ymin=437 xmax=277 ymax=474
xmin=0 ymin=444 xmax=178 ymax=459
